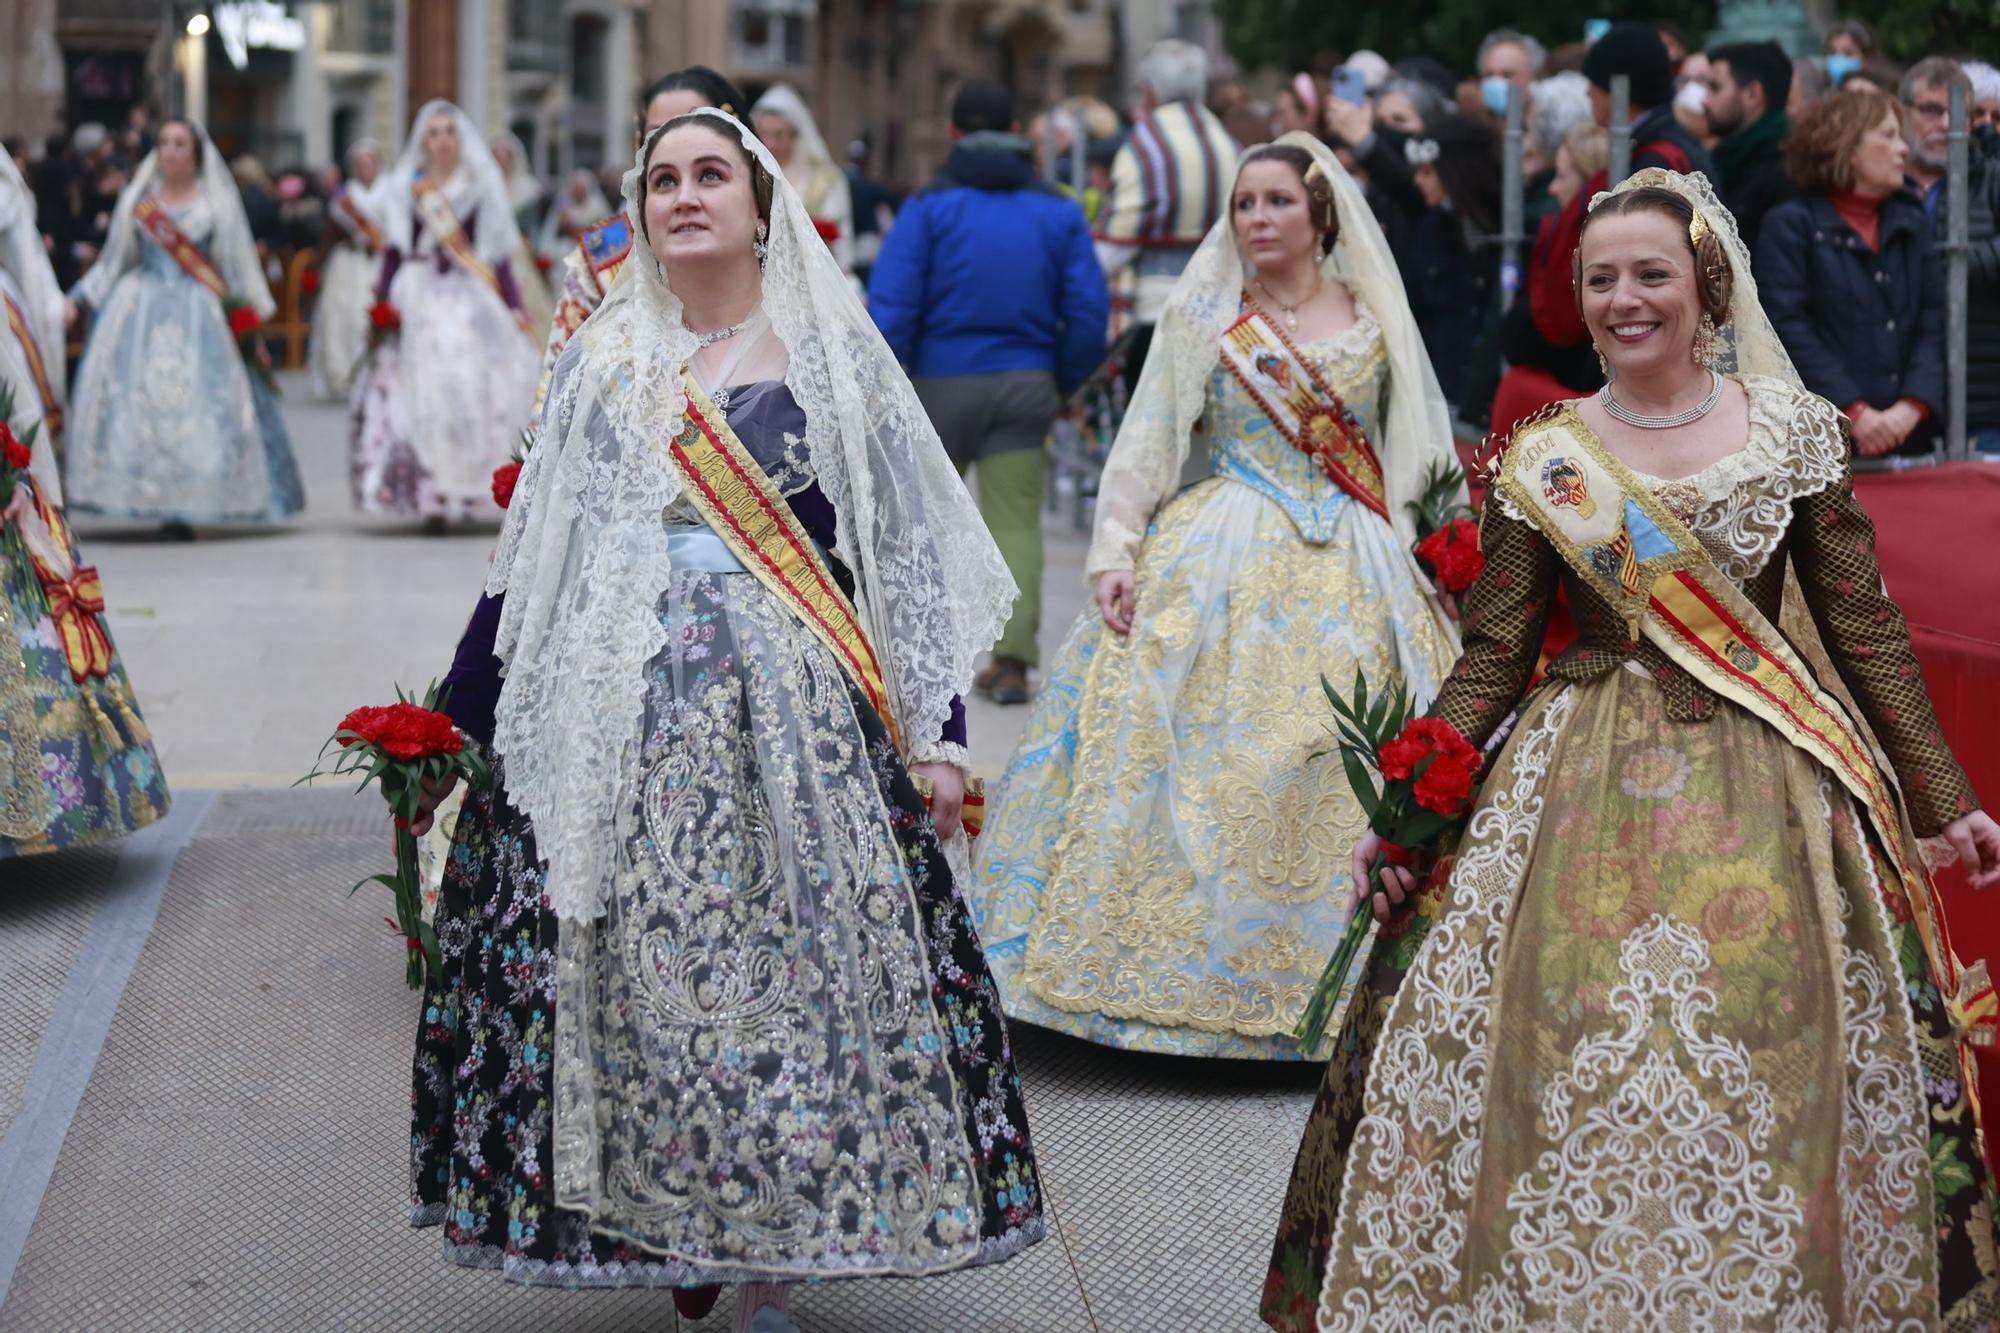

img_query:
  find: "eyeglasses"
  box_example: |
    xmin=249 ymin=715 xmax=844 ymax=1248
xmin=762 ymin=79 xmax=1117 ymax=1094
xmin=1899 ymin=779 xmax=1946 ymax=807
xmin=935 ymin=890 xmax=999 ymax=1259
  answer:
xmin=1908 ymin=100 xmax=1951 ymax=121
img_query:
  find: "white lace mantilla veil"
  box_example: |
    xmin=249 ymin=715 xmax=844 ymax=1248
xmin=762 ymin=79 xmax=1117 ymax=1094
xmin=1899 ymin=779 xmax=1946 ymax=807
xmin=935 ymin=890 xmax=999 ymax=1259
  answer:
xmin=382 ymin=100 xmax=522 ymax=267
xmin=749 ymin=83 xmax=838 ymax=188
xmin=485 ymin=108 xmax=1018 ymax=922
xmin=0 ymin=152 xmax=68 ymax=412
xmin=1084 ymin=130 xmax=1459 ymax=647
xmin=78 ymin=119 xmax=273 ymax=320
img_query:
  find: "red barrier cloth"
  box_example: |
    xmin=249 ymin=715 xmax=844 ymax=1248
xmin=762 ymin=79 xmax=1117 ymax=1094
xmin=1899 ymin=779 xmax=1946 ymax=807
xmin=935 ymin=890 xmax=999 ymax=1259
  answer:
xmin=1856 ymin=464 xmax=2000 ymax=1168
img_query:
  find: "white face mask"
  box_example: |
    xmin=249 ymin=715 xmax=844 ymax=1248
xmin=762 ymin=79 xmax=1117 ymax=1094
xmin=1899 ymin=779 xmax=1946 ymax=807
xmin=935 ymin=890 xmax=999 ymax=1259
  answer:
xmin=1674 ymin=80 xmax=1710 ymax=116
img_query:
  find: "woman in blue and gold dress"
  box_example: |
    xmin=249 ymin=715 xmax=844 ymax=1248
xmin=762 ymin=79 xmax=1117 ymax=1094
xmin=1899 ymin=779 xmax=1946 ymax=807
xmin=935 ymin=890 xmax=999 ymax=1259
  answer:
xmin=62 ymin=119 xmax=303 ymax=532
xmin=970 ymin=133 xmax=1462 ymax=1059
xmin=0 ymin=152 xmax=169 ymax=854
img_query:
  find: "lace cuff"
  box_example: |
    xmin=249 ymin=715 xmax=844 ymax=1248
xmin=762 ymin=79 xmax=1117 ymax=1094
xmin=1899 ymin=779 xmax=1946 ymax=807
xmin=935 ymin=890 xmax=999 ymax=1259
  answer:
xmin=907 ymin=739 xmax=970 ymax=771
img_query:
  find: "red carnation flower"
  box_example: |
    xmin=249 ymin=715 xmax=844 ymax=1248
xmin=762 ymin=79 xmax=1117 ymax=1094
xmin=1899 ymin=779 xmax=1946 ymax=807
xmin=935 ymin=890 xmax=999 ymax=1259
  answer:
xmin=301 ymin=269 xmax=321 ymax=294
xmin=1412 ymin=753 xmax=1478 ymax=815
xmin=0 ymin=424 xmax=27 ymax=472
xmin=1415 ymin=516 xmax=1485 ymax=594
xmin=369 ymin=301 xmax=400 ymax=331
xmin=337 ymin=701 xmax=463 ymax=761
xmin=491 ymin=461 xmax=522 ymax=510
xmin=812 ymin=217 xmax=842 ymax=243
xmin=227 ymin=303 xmax=263 ymax=337
xmin=534 ymin=254 xmax=555 ymax=274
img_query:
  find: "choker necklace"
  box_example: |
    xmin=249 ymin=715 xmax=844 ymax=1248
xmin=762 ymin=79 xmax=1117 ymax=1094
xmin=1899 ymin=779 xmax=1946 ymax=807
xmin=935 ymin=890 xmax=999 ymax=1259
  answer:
xmin=1599 ymin=370 xmax=1723 ymax=430
xmin=1255 ymin=274 xmax=1320 ymax=331
xmin=692 ymin=317 xmax=752 ymax=350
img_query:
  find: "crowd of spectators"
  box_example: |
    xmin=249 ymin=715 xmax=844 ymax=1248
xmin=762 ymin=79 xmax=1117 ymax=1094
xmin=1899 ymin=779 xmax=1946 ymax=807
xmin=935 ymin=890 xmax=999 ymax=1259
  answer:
xmin=9 ymin=18 xmax=2000 ymax=458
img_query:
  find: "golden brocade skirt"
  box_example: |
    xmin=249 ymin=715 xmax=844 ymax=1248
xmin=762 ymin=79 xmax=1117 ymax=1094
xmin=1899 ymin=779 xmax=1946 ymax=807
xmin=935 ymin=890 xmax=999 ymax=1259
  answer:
xmin=970 ymin=475 xmax=1452 ymax=1059
xmin=1263 ymin=670 xmax=1999 ymax=1330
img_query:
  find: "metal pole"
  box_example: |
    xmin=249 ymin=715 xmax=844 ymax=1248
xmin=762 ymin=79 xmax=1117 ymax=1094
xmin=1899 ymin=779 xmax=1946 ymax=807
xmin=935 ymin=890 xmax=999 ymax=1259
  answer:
xmin=1946 ymin=78 xmax=1970 ymax=461
xmin=1608 ymin=75 xmax=1631 ymax=184
xmin=1500 ymin=82 xmax=1525 ymax=307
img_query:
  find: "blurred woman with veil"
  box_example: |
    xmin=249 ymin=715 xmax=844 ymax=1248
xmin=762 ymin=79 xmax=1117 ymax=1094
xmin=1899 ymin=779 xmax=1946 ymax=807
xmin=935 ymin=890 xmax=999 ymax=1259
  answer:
xmin=491 ymin=129 xmax=556 ymax=339
xmin=1263 ymin=169 xmax=1998 ymax=1331
xmin=61 ymin=119 xmax=303 ymax=533
xmin=350 ymin=101 xmax=538 ymax=528
xmin=403 ymin=109 xmax=1043 ymax=1331
xmin=751 ymin=84 xmax=856 ymax=277
xmin=0 ymin=152 xmax=170 ymax=853
xmin=969 ymin=133 xmax=1463 ymax=1060
xmin=309 ymin=138 xmax=390 ymax=398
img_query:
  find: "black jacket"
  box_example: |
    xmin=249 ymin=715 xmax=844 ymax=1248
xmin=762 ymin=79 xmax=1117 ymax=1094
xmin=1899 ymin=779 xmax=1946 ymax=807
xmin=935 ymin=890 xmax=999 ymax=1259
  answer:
xmin=1757 ymin=191 xmax=1945 ymax=453
xmin=1714 ymin=133 xmax=1794 ymax=261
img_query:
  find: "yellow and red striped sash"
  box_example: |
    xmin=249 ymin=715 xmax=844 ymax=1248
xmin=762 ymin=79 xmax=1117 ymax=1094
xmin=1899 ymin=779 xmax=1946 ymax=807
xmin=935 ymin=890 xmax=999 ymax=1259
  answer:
xmin=334 ymin=187 xmax=386 ymax=253
xmin=1501 ymin=411 xmax=1996 ymax=1066
xmin=668 ymin=373 xmax=900 ymax=748
xmin=411 ymin=177 xmax=501 ymax=299
xmin=134 ymin=197 xmax=228 ymax=301
xmin=2 ymin=294 xmax=59 ymax=430
xmin=1219 ymin=305 xmax=1389 ymax=521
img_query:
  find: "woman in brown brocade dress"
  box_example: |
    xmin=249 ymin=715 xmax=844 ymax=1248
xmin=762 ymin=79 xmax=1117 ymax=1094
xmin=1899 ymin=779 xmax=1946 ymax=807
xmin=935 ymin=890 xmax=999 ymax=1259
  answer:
xmin=1263 ymin=170 xmax=1999 ymax=1330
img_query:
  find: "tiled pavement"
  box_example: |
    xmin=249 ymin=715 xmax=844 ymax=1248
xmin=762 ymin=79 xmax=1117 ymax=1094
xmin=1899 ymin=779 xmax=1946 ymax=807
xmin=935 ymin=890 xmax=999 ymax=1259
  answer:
xmin=0 ymin=377 xmax=1324 ymax=1330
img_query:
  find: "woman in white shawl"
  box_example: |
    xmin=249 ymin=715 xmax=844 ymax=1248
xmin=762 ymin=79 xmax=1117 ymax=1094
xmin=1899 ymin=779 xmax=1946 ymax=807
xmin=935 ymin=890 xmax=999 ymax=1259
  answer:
xmin=403 ymin=110 xmax=1042 ymax=1330
xmin=0 ymin=152 xmax=171 ymax=852
xmin=62 ymin=119 xmax=304 ymax=533
xmin=308 ymin=137 xmax=389 ymax=398
xmin=350 ymin=101 xmax=539 ymax=528
xmin=970 ymin=133 xmax=1463 ymax=1060
xmin=491 ymin=129 xmax=556 ymax=339
xmin=751 ymin=83 xmax=856 ymax=276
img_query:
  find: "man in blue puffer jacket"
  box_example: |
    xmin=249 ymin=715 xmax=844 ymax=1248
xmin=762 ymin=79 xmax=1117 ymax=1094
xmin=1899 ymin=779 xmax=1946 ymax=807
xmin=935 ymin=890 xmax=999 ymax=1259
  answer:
xmin=870 ymin=80 xmax=1109 ymax=705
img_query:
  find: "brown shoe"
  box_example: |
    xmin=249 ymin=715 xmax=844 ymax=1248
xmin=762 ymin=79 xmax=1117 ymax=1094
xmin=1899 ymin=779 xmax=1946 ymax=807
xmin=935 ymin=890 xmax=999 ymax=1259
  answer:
xmin=977 ymin=656 xmax=1032 ymax=705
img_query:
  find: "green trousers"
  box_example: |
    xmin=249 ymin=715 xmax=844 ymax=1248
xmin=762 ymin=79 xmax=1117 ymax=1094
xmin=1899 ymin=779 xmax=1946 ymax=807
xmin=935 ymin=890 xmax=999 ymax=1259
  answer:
xmin=968 ymin=446 xmax=1046 ymax=666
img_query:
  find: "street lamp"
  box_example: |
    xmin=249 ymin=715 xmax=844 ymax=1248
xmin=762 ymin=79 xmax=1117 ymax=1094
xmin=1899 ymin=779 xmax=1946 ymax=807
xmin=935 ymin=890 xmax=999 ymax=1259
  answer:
xmin=186 ymin=12 xmax=210 ymax=36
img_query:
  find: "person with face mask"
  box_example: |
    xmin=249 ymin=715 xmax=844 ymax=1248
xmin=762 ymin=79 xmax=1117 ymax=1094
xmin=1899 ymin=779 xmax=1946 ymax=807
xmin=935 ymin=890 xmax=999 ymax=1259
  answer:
xmin=1704 ymin=41 xmax=1797 ymax=258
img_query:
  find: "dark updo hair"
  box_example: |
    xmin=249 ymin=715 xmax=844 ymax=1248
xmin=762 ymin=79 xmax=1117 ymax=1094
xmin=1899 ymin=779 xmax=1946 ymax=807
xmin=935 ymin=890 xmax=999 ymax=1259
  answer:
xmin=640 ymin=66 xmax=749 ymax=121
xmin=1572 ymin=183 xmax=1733 ymax=324
xmin=159 ymin=118 xmax=204 ymax=171
xmin=1234 ymin=144 xmax=1339 ymax=255
xmin=637 ymin=113 xmax=776 ymax=244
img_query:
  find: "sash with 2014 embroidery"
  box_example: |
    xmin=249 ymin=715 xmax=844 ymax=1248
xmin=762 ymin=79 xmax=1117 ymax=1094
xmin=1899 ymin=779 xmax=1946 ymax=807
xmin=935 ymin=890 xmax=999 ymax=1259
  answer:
xmin=667 ymin=372 xmax=901 ymax=749
xmin=411 ymin=177 xmax=502 ymax=299
xmin=333 ymin=186 xmax=386 ymax=253
xmin=134 ymin=197 xmax=229 ymax=302
xmin=1498 ymin=405 xmax=1996 ymax=1063
xmin=1219 ymin=303 xmax=1389 ymax=521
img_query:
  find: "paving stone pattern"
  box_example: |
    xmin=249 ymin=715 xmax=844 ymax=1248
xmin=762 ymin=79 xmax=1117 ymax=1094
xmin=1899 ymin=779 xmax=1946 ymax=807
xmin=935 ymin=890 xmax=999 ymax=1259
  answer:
xmin=0 ymin=791 xmax=1319 ymax=1332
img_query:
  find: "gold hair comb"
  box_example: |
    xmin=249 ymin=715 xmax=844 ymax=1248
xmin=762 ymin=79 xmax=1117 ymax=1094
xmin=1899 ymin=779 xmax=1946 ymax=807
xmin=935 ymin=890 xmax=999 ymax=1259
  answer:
xmin=1689 ymin=209 xmax=1711 ymax=246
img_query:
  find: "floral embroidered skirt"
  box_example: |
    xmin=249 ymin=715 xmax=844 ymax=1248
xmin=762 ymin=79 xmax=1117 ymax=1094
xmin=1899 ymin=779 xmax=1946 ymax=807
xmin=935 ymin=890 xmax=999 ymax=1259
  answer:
xmin=412 ymin=569 xmax=1045 ymax=1286
xmin=0 ymin=492 xmax=169 ymax=856
xmin=1263 ymin=675 xmax=1999 ymax=1331
xmin=970 ymin=478 xmax=1452 ymax=1058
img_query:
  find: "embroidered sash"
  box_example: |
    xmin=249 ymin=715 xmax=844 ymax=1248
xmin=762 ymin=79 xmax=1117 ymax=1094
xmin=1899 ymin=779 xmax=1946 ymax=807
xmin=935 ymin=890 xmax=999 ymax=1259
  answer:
xmin=333 ymin=187 xmax=386 ymax=253
xmin=3 ymin=295 xmax=59 ymax=431
xmin=667 ymin=373 xmax=900 ymax=747
xmin=1219 ymin=304 xmax=1389 ymax=521
xmin=1499 ymin=407 xmax=1996 ymax=1062
xmin=580 ymin=214 xmax=632 ymax=286
xmin=411 ymin=177 xmax=501 ymax=298
xmin=134 ymin=197 xmax=228 ymax=301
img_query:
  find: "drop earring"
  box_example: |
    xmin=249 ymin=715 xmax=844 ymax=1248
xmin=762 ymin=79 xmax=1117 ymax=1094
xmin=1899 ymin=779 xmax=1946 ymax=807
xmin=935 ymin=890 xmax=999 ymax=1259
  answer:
xmin=753 ymin=219 xmax=768 ymax=265
xmin=1690 ymin=313 xmax=1722 ymax=370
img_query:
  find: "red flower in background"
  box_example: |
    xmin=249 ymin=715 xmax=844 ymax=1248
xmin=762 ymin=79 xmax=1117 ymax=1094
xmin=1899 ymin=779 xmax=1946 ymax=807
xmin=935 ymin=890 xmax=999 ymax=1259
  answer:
xmin=337 ymin=701 xmax=463 ymax=761
xmin=301 ymin=269 xmax=321 ymax=295
xmin=812 ymin=217 xmax=842 ymax=243
xmin=491 ymin=461 xmax=522 ymax=510
xmin=1415 ymin=516 xmax=1485 ymax=594
xmin=534 ymin=254 xmax=555 ymax=274
xmin=227 ymin=303 xmax=263 ymax=337
xmin=369 ymin=301 xmax=400 ymax=331
xmin=0 ymin=425 xmax=30 ymax=472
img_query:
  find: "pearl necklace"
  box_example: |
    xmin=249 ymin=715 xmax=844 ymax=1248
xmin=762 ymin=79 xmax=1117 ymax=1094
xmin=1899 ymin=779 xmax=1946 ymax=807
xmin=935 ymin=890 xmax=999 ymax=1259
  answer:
xmin=1599 ymin=370 xmax=1723 ymax=430
xmin=1255 ymin=273 xmax=1321 ymax=331
xmin=692 ymin=317 xmax=752 ymax=350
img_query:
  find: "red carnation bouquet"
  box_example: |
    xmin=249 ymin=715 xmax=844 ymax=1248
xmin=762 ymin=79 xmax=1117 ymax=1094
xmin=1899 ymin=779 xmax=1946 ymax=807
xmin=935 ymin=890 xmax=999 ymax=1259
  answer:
xmin=299 ymin=681 xmax=489 ymax=989
xmin=301 ymin=267 xmax=321 ymax=295
xmin=368 ymin=300 xmax=400 ymax=350
xmin=491 ymin=431 xmax=530 ymax=509
xmin=812 ymin=216 xmax=842 ymax=245
xmin=0 ymin=386 xmax=35 ymax=507
xmin=1406 ymin=458 xmax=1483 ymax=597
xmin=1294 ymin=670 xmax=1482 ymax=1053
xmin=223 ymin=296 xmax=277 ymax=391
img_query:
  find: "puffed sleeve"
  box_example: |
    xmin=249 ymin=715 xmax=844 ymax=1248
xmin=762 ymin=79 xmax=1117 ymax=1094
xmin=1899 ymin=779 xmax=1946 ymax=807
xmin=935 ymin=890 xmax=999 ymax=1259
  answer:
xmin=1791 ymin=443 xmax=1979 ymax=834
xmin=1425 ymin=487 xmax=1559 ymax=751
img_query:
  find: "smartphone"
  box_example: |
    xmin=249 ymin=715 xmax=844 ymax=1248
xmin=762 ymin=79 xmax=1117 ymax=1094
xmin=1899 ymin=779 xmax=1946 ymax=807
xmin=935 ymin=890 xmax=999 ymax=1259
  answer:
xmin=1331 ymin=65 xmax=1368 ymax=106
xmin=1583 ymin=18 xmax=1612 ymax=43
